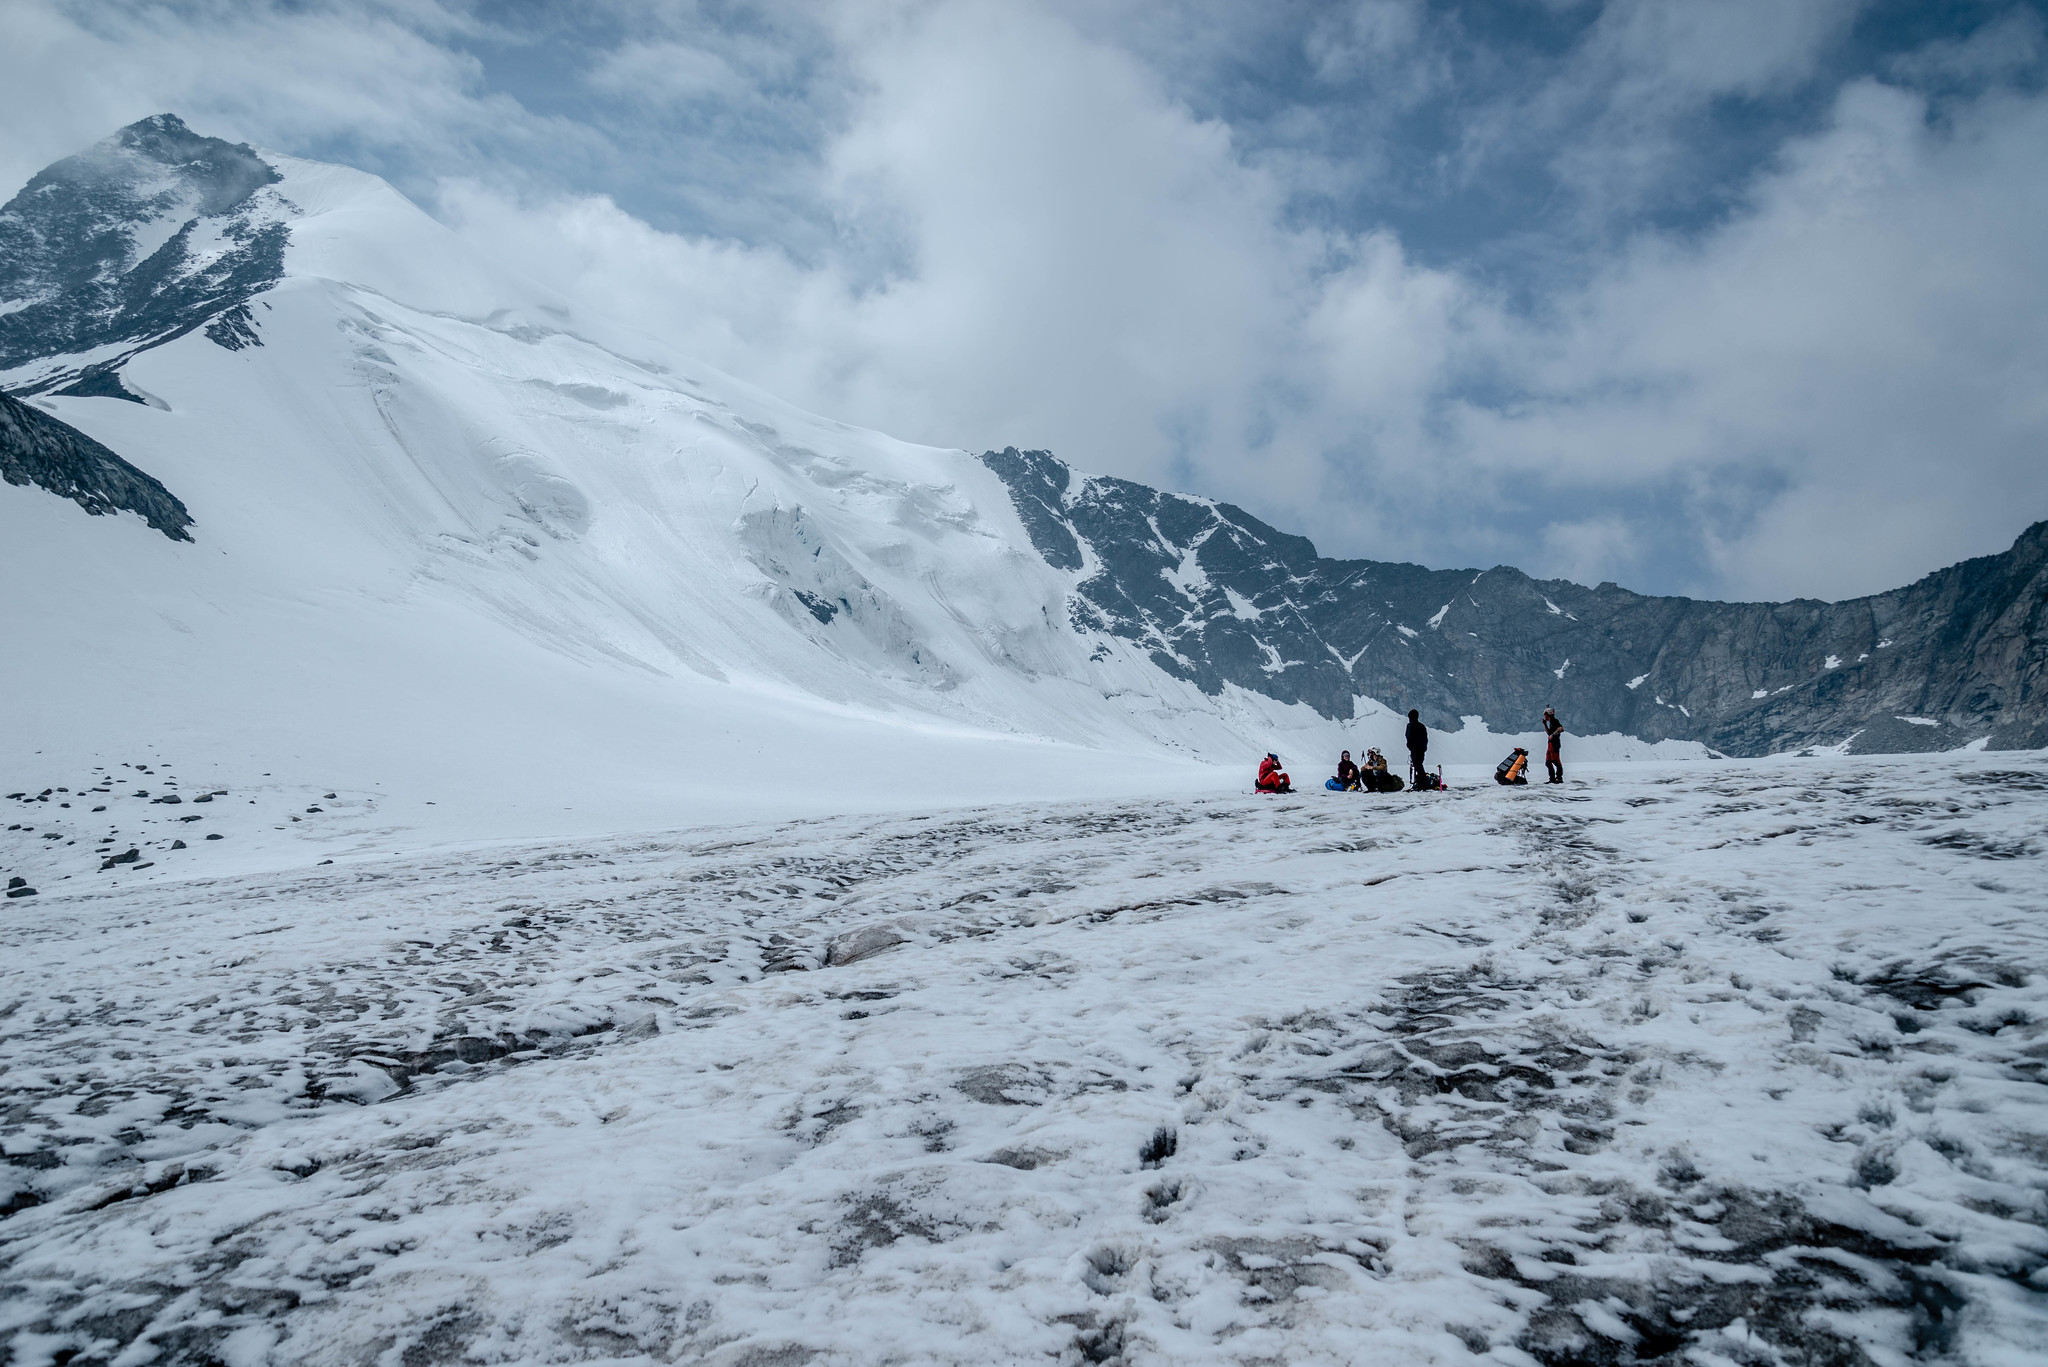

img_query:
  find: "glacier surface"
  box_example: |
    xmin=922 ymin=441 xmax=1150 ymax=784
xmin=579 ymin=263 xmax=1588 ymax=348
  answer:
xmin=3 ymin=752 xmax=2045 ymax=1364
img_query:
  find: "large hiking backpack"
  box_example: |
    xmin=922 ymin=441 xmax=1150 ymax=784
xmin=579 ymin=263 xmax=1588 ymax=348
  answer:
xmin=1495 ymin=749 xmax=1529 ymax=785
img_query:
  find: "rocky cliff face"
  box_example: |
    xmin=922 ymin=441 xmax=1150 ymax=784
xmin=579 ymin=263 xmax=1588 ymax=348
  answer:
xmin=0 ymin=114 xmax=287 ymax=400
xmin=982 ymin=447 xmax=2047 ymax=755
xmin=0 ymin=391 xmax=191 ymax=541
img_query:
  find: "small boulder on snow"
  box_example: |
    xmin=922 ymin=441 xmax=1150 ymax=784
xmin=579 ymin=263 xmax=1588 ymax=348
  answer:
xmin=826 ymin=924 xmax=909 ymax=967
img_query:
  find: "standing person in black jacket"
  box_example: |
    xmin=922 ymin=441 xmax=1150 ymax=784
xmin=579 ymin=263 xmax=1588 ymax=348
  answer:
xmin=1543 ymin=707 xmax=1564 ymax=783
xmin=1405 ymin=709 xmax=1429 ymax=787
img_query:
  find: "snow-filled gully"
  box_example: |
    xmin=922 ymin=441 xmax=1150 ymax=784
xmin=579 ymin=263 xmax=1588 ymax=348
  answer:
xmin=3 ymin=757 xmax=2046 ymax=1365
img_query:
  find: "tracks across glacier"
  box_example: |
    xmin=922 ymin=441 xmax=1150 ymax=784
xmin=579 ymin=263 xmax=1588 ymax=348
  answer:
xmin=3 ymin=755 xmax=2046 ymax=1365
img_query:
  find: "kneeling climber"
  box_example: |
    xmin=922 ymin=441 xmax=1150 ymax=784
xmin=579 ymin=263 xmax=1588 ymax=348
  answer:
xmin=1494 ymin=747 xmax=1531 ymax=785
xmin=1257 ymin=753 xmax=1292 ymax=794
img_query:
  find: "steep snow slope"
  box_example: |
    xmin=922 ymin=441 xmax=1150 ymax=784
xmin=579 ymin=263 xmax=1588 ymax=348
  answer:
xmin=2 ymin=135 xmax=1686 ymax=846
xmin=3 ymin=753 xmax=2044 ymax=1364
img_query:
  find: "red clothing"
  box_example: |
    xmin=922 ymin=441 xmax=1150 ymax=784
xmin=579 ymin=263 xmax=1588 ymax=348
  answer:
xmin=1256 ymin=757 xmax=1291 ymax=792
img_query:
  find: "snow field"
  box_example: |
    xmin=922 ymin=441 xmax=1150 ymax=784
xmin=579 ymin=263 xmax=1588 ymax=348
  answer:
xmin=3 ymin=753 xmax=2045 ymax=1364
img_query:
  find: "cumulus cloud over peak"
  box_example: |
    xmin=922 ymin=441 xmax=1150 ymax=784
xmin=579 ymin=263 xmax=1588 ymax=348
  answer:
xmin=5 ymin=0 xmax=2047 ymax=602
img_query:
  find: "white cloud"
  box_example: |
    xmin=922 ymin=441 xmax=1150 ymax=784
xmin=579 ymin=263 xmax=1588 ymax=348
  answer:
xmin=1457 ymin=76 xmax=2048 ymax=598
xmin=0 ymin=1 xmax=601 ymax=209
xmin=1305 ymin=0 xmax=1432 ymax=88
xmin=588 ymin=41 xmax=753 ymax=105
xmin=450 ymin=1 xmax=1481 ymax=562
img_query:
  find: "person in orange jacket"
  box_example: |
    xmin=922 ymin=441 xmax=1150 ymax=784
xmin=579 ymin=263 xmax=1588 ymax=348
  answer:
xmin=1256 ymin=753 xmax=1292 ymax=793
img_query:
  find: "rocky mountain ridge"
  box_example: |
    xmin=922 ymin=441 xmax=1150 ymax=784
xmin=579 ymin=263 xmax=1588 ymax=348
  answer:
xmin=981 ymin=447 xmax=2047 ymax=755
xmin=0 ymin=114 xmax=285 ymax=401
xmin=0 ymin=391 xmax=191 ymax=540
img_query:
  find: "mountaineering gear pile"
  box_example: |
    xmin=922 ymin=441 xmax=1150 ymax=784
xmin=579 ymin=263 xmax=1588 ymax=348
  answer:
xmin=1405 ymin=710 xmax=1428 ymax=789
xmin=1256 ymin=754 xmax=1292 ymax=794
xmin=1544 ymin=709 xmax=1564 ymax=784
xmin=1495 ymin=749 xmax=1530 ymax=785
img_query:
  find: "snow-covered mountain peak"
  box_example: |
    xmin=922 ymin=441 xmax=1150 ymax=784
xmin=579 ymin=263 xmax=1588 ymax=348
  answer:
xmin=22 ymin=112 xmax=278 ymax=230
xmin=0 ymin=113 xmax=589 ymax=402
xmin=0 ymin=114 xmax=293 ymax=396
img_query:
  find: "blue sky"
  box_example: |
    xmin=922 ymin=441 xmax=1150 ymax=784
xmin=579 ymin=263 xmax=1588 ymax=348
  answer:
xmin=7 ymin=0 xmax=2048 ymax=601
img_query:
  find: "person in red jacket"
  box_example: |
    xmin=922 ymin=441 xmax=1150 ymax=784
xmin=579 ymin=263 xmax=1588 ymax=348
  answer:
xmin=1256 ymin=753 xmax=1292 ymax=793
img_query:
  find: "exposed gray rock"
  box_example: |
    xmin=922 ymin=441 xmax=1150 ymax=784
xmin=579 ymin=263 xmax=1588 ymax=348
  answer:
xmin=981 ymin=447 xmax=2047 ymax=756
xmin=0 ymin=114 xmax=287 ymax=396
xmin=825 ymin=924 xmax=907 ymax=967
xmin=0 ymin=390 xmax=192 ymax=540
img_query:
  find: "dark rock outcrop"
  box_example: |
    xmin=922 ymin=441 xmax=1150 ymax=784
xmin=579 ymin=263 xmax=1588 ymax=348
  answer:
xmin=0 ymin=114 xmax=287 ymax=396
xmin=981 ymin=447 xmax=2047 ymax=755
xmin=0 ymin=390 xmax=192 ymax=540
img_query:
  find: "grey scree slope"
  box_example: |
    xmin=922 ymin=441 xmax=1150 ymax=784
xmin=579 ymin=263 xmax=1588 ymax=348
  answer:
xmin=0 ymin=113 xmax=286 ymax=401
xmin=981 ymin=447 xmax=2048 ymax=758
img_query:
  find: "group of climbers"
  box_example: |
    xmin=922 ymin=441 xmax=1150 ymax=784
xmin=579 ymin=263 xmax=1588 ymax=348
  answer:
xmin=1327 ymin=748 xmax=1400 ymax=792
xmin=1257 ymin=707 xmax=1568 ymax=795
